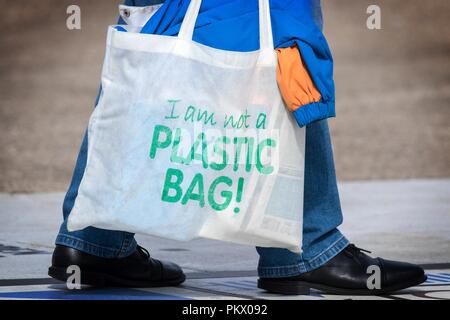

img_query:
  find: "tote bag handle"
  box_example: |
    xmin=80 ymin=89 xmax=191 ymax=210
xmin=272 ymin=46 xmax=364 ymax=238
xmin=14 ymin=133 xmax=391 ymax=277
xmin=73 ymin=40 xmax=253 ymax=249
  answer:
xmin=178 ymin=0 xmax=275 ymax=51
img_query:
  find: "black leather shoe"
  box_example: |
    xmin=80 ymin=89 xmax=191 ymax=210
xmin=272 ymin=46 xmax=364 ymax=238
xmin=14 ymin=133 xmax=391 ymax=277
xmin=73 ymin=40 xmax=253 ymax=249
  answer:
xmin=258 ymin=244 xmax=426 ymax=295
xmin=49 ymin=244 xmax=186 ymax=287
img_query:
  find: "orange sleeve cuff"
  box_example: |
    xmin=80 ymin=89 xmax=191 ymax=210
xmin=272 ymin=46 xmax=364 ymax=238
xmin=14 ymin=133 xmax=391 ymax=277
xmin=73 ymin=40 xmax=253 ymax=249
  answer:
xmin=276 ymin=45 xmax=322 ymax=112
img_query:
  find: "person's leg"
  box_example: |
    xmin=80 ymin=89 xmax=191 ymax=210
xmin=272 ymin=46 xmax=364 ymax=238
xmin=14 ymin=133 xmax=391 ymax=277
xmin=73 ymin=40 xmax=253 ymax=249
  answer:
xmin=54 ymin=0 xmax=165 ymax=259
xmin=257 ymin=119 xmax=349 ymax=277
xmin=257 ymin=0 xmax=426 ymax=295
xmin=52 ymin=91 xmax=184 ymax=288
xmin=256 ymin=0 xmax=348 ymax=277
xmin=55 ymin=91 xmax=137 ymax=259
xmin=50 ymin=0 xmax=185 ymax=287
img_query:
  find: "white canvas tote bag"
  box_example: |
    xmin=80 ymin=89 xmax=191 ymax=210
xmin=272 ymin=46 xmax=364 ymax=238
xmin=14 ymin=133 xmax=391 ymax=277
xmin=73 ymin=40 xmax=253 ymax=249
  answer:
xmin=68 ymin=0 xmax=305 ymax=252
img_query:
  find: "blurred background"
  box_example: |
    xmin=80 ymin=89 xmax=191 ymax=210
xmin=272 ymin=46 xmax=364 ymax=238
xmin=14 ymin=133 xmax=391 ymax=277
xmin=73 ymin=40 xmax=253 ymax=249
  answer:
xmin=0 ymin=1 xmax=449 ymax=297
xmin=0 ymin=0 xmax=449 ymax=192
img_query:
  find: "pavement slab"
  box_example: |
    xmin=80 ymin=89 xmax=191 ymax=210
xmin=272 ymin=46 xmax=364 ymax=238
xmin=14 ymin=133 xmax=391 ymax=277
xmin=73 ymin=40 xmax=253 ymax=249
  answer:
xmin=0 ymin=179 xmax=449 ymax=299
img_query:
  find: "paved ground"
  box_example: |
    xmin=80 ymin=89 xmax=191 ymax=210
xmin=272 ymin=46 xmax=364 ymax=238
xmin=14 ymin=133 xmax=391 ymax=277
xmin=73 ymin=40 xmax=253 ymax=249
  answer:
xmin=1 ymin=274 xmax=450 ymax=300
xmin=0 ymin=0 xmax=449 ymax=300
xmin=0 ymin=0 xmax=449 ymax=192
xmin=1 ymin=179 xmax=449 ymax=300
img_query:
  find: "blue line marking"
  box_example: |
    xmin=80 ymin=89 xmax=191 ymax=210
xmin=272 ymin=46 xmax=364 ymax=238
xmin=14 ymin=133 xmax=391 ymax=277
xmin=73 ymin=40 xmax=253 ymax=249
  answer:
xmin=0 ymin=288 xmax=190 ymax=300
xmin=426 ymin=273 xmax=450 ymax=283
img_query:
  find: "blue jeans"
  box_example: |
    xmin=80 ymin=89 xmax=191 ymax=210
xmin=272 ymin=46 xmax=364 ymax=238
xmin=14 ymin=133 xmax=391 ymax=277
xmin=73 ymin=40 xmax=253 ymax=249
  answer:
xmin=55 ymin=0 xmax=349 ymax=276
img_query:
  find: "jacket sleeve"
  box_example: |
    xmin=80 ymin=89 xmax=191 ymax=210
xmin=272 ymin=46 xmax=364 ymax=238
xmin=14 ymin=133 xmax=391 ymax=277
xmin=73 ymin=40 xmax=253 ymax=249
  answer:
xmin=276 ymin=44 xmax=335 ymax=127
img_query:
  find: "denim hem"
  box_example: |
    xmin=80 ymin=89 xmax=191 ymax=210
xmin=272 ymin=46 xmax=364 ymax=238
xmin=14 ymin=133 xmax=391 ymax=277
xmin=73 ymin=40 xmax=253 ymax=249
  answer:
xmin=258 ymin=236 xmax=350 ymax=278
xmin=55 ymin=234 xmax=137 ymax=259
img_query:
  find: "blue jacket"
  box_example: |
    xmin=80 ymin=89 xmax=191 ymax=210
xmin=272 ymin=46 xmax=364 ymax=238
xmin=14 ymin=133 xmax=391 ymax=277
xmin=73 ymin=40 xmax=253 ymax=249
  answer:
xmin=123 ymin=0 xmax=335 ymax=126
